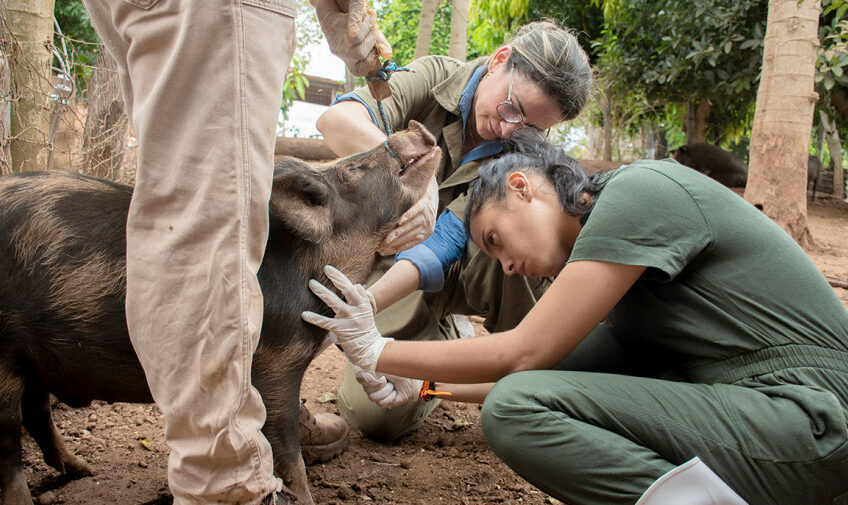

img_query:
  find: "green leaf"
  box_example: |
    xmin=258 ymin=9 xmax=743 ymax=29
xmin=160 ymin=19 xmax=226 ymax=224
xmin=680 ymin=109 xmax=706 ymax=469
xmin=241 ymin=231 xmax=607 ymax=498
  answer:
xmin=740 ymin=39 xmax=759 ymax=50
xmin=824 ymin=75 xmax=836 ymax=90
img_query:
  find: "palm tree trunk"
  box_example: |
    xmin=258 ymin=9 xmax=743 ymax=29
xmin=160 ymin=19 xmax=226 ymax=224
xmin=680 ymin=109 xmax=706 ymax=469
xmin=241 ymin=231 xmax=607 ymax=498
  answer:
xmin=448 ymin=0 xmax=469 ymax=61
xmin=744 ymin=0 xmax=821 ymax=246
xmin=6 ymin=0 xmax=55 ymax=173
xmin=1 ymin=14 xmax=12 ymax=175
xmin=819 ymin=110 xmax=844 ymax=200
xmin=414 ymin=0 xmax=440 ymax=59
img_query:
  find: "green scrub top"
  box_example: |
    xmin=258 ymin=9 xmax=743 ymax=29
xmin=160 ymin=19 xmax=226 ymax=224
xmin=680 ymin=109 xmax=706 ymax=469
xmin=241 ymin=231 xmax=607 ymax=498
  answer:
xmin=569 ymin=159 xmax=848 ymax=400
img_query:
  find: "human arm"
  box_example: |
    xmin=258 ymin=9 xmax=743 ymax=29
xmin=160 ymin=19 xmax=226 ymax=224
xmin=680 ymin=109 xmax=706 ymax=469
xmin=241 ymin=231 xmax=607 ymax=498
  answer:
xmin=303 ymin=261 xmax=646 ymax=383
xmin=368 ymin=208 xmax=467 ymax=310
xmin=431 ymin=383 xmax=495 ymax=404
xmin=367 ymin=259 xmax=420 ymax=312
xmin=355 ymin=370 xmax=494 ymax=406
xmin=316 ymin=100 xmax=387 ymax=158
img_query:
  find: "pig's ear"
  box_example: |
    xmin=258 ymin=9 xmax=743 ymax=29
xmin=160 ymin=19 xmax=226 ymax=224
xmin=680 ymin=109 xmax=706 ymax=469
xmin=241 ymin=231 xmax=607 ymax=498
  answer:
xmin=270 ymin=160 xmax=332 ymax=244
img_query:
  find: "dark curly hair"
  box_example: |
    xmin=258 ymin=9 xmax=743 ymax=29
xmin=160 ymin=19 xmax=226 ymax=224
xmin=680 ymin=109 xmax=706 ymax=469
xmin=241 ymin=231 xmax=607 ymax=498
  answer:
xmin=464 ymin=133 xmax=607 ymax=238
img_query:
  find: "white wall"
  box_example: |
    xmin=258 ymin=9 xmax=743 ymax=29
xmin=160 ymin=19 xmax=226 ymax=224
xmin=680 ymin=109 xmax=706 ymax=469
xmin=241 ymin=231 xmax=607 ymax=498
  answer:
xmin=278 ymin=100 xmax=329 ymax=138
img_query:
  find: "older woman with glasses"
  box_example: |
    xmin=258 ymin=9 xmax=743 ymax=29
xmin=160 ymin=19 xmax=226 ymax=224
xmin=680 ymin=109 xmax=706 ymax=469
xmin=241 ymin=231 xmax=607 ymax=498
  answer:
xmin=315 ymin=21 xmax=593 ymax=442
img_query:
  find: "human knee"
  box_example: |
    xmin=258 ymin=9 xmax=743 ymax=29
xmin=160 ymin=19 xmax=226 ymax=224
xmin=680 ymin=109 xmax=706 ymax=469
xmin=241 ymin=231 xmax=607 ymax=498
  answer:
xmin=337 ymin=387 xmax=432 ymax=442
xmin=481 ymin=373 xmax=535 ymax=454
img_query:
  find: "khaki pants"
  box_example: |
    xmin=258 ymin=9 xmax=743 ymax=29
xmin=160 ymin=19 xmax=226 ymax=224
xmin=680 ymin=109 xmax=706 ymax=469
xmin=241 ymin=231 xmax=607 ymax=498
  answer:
xmin=82 ymin=1 xmax=295 ymax=503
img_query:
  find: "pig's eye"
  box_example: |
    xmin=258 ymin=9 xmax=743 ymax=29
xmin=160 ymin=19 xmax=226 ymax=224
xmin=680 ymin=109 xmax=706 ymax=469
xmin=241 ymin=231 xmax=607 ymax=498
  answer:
xmin=338 ymin=164 xmax=358 ymax=183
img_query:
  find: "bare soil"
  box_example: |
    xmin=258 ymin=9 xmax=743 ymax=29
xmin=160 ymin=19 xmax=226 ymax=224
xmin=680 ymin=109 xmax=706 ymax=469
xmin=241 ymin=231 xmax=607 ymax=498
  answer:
xmin=20 ymin=198 xmax=848 ymax=505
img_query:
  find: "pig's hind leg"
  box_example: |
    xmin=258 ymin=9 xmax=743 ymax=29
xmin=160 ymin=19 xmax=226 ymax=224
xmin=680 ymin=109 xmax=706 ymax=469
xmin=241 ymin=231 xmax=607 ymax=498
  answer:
xmin=253 ymin=352 xmax=316 ymax=505
xmin=21 ymin=384 xmax=94 ymax=477
xmin=0 ymin=368 xmax=33 ymax=505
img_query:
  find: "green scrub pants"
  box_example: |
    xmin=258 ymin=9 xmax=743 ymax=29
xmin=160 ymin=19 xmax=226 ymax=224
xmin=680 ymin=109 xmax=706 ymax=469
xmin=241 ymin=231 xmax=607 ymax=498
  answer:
xmin=481 ymin=326 xmax=848 ymax=505
xmin=338 ymin=244 xmax=547 ymax=441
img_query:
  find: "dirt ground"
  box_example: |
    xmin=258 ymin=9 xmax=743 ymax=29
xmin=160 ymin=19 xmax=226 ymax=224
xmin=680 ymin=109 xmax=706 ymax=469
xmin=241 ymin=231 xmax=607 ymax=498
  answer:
xmin=19 ymin=197 xmax=848 ymax=505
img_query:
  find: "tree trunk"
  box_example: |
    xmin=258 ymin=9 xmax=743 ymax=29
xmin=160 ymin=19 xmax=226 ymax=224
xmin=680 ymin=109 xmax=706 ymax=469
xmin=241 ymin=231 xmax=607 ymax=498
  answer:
xmin=1 ymin=18 xmax=11 ymax=175
xmin=655 ymin=125 xmax=668 ymax=159
xmin=601 ymin=88 xmax=612 ymax=161
xmin=80 ymin=44 xmax=129 ymax=180
xmin=274 ymin=136 xmax=337 ymax=161
xmin=819 ymin=110 xmax=843 ymax=199
xmin=448 ymin=0 xmax=469 ymax=61
xmin=641 ymin=123 xmax=667 ymax=160
xmin=685 ymin=99 xmax=710 ymax=145
xmin=344 ymin=67 xmax=355 ymax=93
xmin=744 ymin=0 xmax=821 ymax=246
xmin=6 ymin=0 xmax=55 ymax=173
xmin=414 ymin=0 xmax=440 ymax=59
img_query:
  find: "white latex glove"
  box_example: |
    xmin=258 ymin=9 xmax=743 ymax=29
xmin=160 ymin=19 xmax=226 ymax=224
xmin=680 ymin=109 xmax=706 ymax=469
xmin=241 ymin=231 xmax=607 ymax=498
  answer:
xmin=302 ymin=265 xmax=391 ymax=373
xmin=378 ymin=176 xmax=439 ymax=255
xmin=355 ymin=370 xmax=423 ymax=408
xmin=311 ymin=0 xmax=392 ymax=77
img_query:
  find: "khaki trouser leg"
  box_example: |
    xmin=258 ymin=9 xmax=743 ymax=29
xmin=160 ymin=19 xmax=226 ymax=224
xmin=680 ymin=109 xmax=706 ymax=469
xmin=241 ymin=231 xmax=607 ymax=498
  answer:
xmin=82 ymin=1 xmax=295 ymax=503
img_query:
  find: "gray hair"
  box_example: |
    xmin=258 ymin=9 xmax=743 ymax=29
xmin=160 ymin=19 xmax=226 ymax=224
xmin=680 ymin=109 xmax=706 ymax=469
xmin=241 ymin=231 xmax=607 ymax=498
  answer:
xmin=504 ymin=21 xmax=593 ymax=121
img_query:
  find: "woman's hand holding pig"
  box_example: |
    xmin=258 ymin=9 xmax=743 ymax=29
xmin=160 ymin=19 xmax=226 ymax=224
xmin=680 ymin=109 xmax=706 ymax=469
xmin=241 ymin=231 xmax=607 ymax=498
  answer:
xmin=302 ymin=265 xmax=392 ymax=373
xmin=378 ymin=176 xmax=439 ymax=255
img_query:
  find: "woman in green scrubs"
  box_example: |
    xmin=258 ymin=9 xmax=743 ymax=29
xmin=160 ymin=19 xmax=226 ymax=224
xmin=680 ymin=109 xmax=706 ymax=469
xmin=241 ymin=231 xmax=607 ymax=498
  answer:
xmin=304 ymin=138 xmax=848 ymax=505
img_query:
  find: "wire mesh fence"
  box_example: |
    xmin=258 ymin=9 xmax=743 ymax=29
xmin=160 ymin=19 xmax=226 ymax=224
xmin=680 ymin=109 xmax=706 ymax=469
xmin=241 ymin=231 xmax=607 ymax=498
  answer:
xmin=1 ymin=6 xmax=137 ymax=184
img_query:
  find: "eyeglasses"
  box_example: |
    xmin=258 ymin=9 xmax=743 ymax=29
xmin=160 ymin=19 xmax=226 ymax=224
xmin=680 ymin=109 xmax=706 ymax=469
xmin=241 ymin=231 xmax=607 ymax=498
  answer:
xmin=495 ymin=65 xmax=549 ymax=140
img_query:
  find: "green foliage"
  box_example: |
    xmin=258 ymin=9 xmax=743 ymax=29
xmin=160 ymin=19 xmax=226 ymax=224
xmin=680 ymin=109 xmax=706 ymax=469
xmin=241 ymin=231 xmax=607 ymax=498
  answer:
xmin=54 ymin=1 xmax=99 ymax=96
xmin=816 ymin=0 xmax=848 ymax=134
xmin=470 ymin=0 xmax=603 ymax=63
xmin=281 ymin=54 xmax=310 ymax=121
xmin=599 ymin=0 xmax=767 ymax=144
xmin=377 ymin=0 xmax=485 ymax=65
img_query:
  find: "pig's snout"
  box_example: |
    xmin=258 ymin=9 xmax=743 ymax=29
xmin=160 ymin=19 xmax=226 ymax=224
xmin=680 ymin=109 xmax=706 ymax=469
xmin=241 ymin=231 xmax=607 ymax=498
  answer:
xmin=387 ymin=120 xmax=439 ymax=177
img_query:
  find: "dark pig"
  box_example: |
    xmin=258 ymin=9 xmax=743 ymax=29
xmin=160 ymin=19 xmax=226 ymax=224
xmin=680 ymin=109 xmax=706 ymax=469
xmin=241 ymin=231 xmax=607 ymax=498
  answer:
xmin=671 ymin=143 xmax=748 ymax=187
xmin=0 ymin=121 xmax=440 ymax=505
xmin=808 ymin=155 xmax=821 ymax=199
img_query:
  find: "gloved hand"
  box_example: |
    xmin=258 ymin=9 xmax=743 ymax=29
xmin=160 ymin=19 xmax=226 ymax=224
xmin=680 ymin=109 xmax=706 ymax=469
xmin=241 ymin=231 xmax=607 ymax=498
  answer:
xmin=311 ymin=0 xmax=393 ymax=77
xmin=302 ymin=265 xmax=391 ymax=373
xmin=355 ymin=370 xmax=422 ymax=408
xmin=378 ymin=176 xmax=439 ymax=255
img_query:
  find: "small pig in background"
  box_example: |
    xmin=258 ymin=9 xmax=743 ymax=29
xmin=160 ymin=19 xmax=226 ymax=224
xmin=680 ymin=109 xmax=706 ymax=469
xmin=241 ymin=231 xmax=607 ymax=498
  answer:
xmin=0 ymin=121 xmax=440 ymax=505
xmin=671 ymin=143 xmax=749 ymax=188
xmin=672 ymin=144 xmax=824 ymax=198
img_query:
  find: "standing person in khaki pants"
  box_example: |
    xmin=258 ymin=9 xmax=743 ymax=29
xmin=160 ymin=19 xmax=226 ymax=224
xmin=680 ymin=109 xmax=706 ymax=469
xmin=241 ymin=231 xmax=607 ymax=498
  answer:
xmin=79 ymin=0 xmax=394 ymax=503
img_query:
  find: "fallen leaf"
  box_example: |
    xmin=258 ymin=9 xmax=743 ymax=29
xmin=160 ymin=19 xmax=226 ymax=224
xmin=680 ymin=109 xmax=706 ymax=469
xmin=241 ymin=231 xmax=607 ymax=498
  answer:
xmin=316 ymin=392 xmax=337 ymax=404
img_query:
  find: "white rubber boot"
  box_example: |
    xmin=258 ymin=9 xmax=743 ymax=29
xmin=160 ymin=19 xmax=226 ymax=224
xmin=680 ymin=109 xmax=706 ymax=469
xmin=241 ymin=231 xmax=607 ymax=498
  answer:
xmin=635 ymin=457 xmax=749 ymax=505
